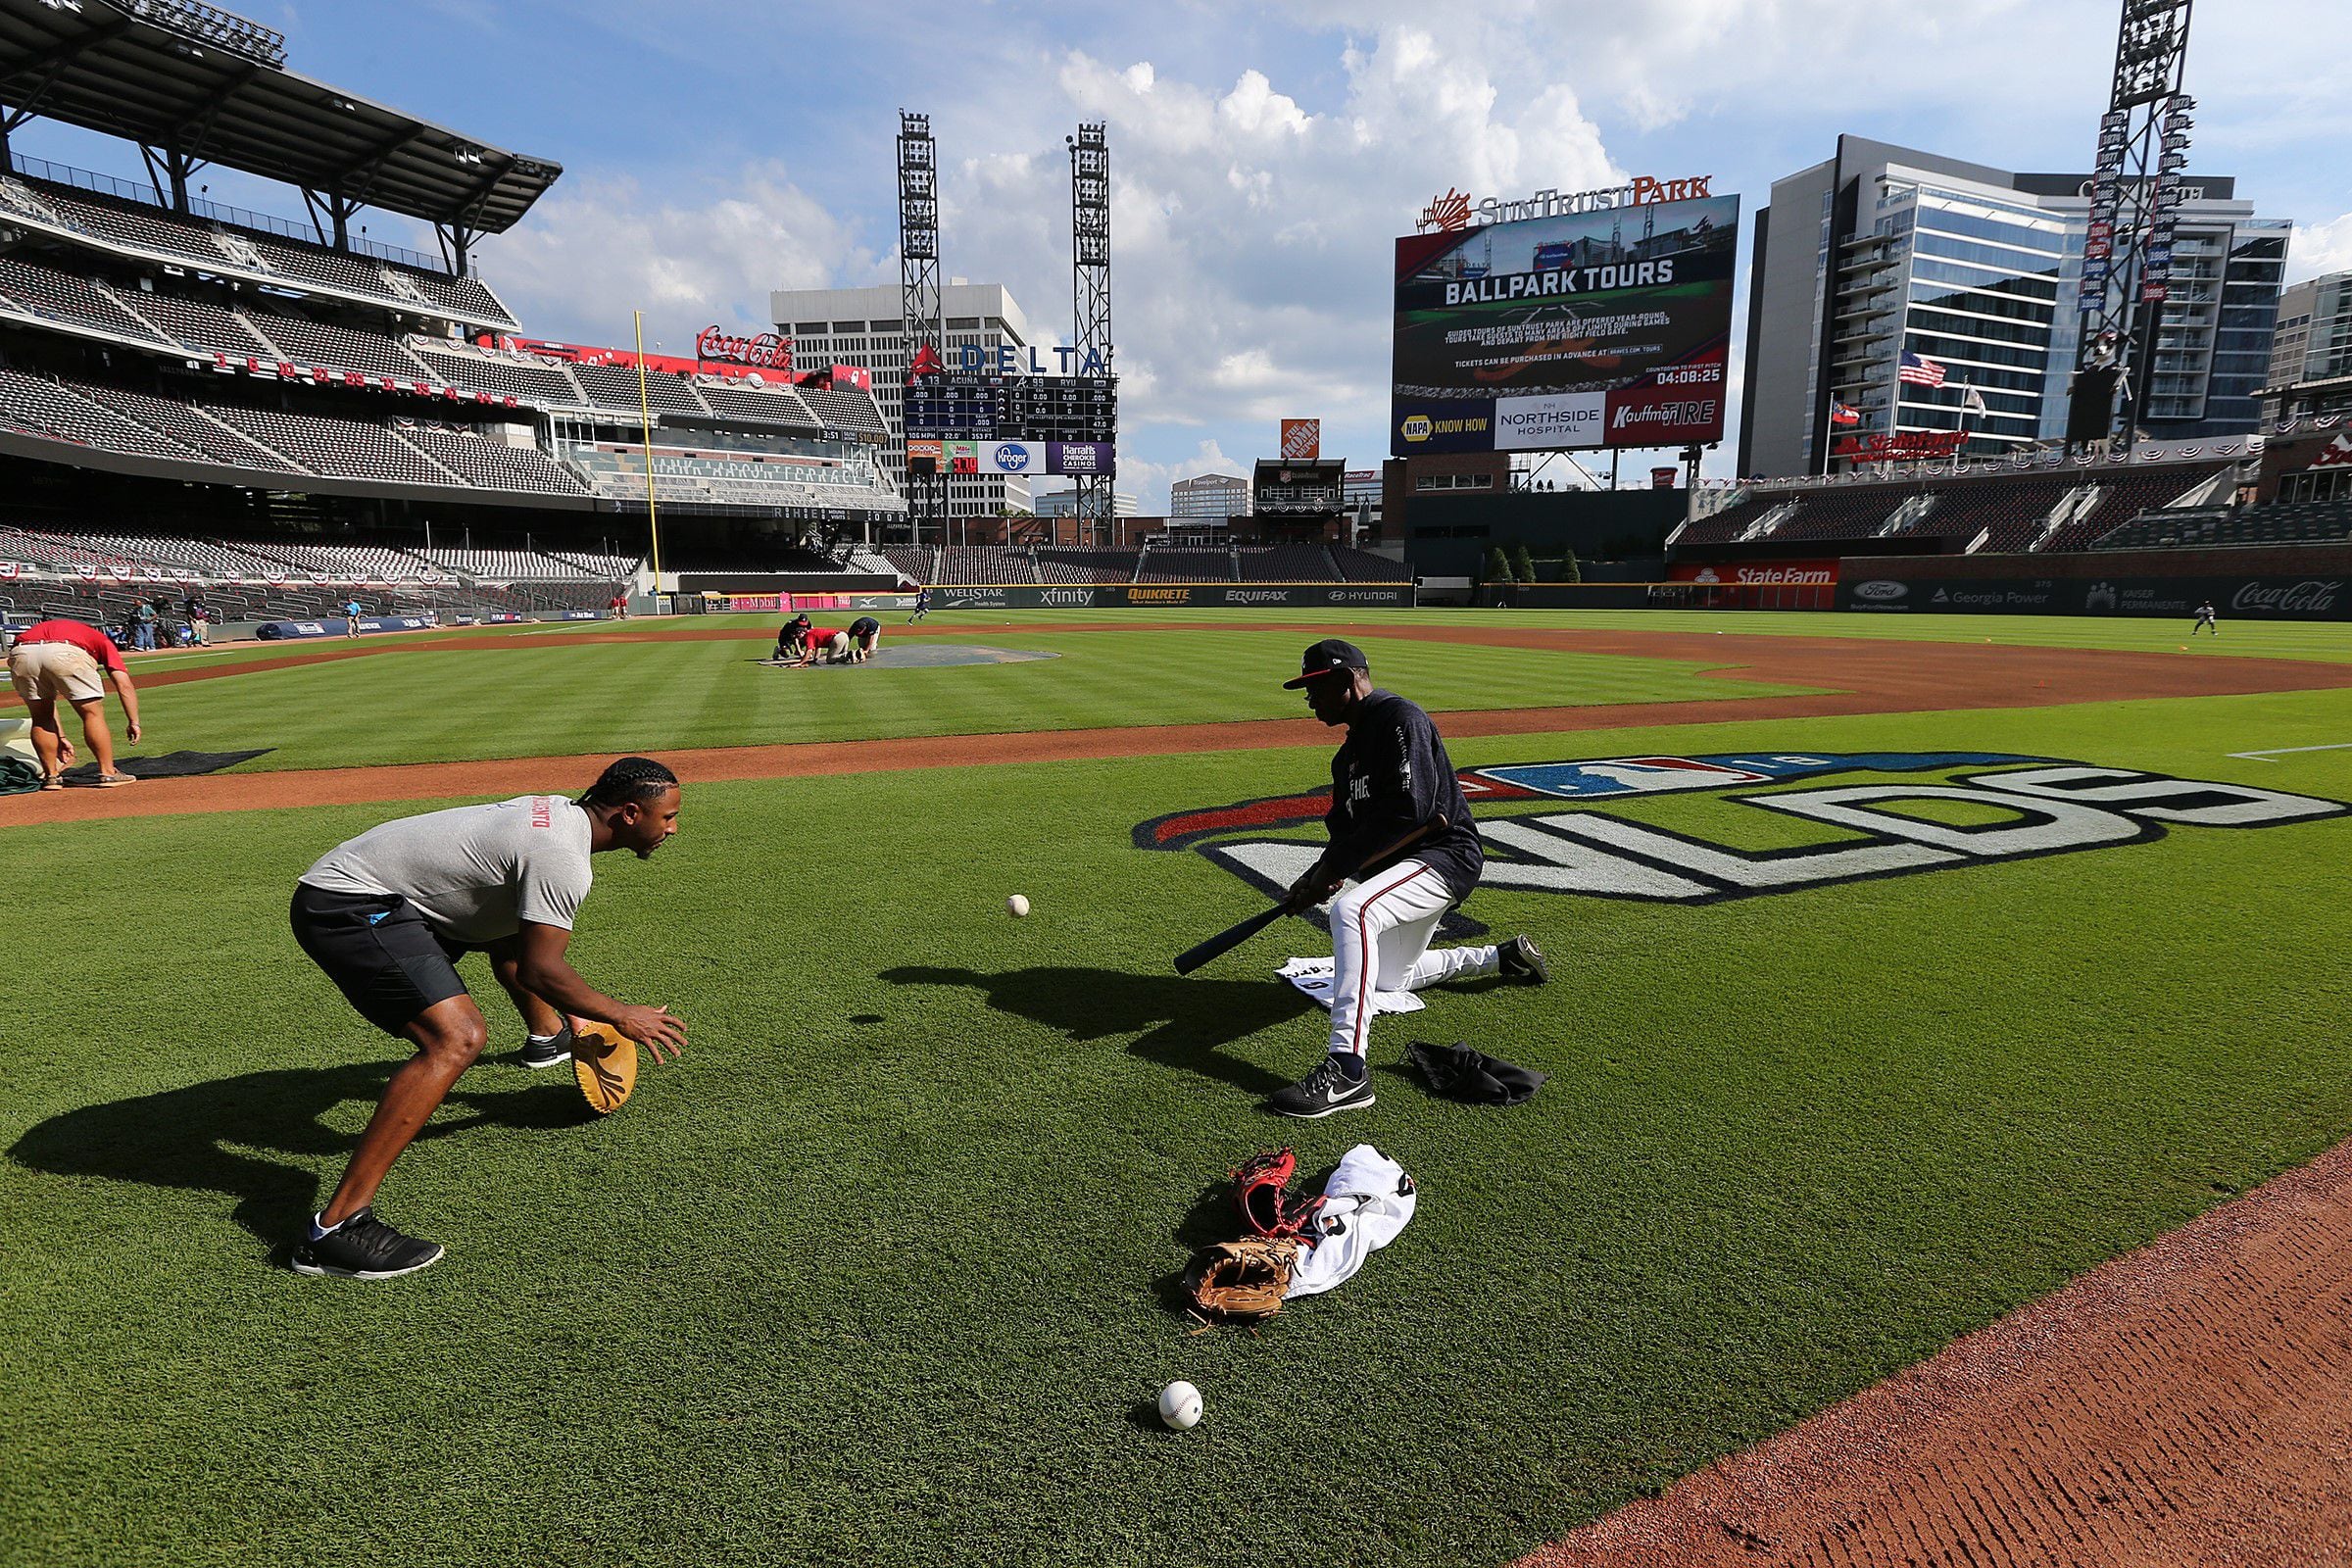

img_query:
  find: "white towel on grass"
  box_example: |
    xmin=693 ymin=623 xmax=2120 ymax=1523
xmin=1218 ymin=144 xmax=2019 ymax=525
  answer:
xmin=1287 ymin=1144 xmax=1418 ymax=1298
xmin=1276 ymin=956 xmax=1425 ymax=1015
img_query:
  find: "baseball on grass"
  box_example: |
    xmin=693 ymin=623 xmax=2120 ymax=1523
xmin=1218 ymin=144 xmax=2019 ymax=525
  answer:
xmin=1158 ymin=1380 xmax=1203 ymax=1430
xmin=1007 ymin=894 xmax=1031 ymax=918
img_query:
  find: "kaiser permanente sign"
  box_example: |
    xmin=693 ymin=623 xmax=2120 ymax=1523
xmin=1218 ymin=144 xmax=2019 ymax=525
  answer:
xmin=1417 ymin=175 xmax=1716 ymax=233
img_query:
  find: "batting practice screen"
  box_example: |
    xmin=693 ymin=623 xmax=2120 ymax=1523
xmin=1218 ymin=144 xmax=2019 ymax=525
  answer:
xmin=1390 ymin=192 xmax=1740 ymax=455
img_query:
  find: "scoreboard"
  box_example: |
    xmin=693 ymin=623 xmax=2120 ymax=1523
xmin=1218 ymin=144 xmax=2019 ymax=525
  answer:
xmin=904 ymin=373 xmax=1118 ymax=441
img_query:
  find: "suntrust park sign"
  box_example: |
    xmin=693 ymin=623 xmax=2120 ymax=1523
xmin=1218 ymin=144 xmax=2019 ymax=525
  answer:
xmin=1418 ymin=175 xmax=1715 ymax=233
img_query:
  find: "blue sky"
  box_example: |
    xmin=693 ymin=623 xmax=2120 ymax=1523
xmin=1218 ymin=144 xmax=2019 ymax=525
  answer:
xmin=15 ymin=1 xmax=2349 ymax=508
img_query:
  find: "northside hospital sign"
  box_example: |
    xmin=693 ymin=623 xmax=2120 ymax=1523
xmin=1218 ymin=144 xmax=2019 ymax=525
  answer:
xmin=1418 ymin=175 xmax=1716 ymax=233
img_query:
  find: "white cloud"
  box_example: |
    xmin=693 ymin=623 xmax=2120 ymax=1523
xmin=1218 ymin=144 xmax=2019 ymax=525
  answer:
xmin=469 ymin=162 xmax=875 ymax=347
xmin=2290 ymin=214 xmax=2352 ymax=282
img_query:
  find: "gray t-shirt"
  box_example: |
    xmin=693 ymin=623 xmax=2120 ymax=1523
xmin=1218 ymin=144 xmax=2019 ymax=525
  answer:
xmin=301 ymin=795 xmax=595 ymax=945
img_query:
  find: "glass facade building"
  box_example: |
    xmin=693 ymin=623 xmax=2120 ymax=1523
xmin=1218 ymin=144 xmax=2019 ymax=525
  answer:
xmin=1741 ymin=138 xmax=2288 ymax=477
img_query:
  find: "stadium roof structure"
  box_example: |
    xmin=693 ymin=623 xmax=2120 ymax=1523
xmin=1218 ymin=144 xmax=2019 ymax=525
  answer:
xmin=0 ymin=0 xmax=560 ymax=252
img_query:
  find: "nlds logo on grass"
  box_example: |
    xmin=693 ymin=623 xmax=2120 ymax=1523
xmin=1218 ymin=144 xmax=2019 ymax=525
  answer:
xmin=1134 ymin=752 xmax=2346 ymax=906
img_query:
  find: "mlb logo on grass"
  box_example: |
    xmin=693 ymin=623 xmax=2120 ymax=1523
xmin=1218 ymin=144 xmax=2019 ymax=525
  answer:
xmin=1138 ymin=752 xmax=2348 ymax=907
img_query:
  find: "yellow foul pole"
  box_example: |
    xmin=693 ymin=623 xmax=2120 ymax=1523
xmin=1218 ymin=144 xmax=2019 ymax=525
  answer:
xmin=633 ymin=310 xmax=664 ymax=599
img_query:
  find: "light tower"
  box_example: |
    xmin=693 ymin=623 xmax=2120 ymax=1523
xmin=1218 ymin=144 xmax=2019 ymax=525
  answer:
xmin=2066 ymin=0 xmax=2194 ymax=453
xmin=1067 ymin=122 xmax=1112 ymax=545
xmin=897 ymin=111 xmax=945 ymax=545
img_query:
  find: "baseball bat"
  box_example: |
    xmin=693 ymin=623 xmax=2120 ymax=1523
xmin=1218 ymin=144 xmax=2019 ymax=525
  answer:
xmin=1172 ymin=813 xmax=1446 ymax=976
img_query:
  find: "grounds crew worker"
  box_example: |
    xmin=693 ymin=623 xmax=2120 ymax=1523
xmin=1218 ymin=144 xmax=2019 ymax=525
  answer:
xmin=287 ymin=757 xmax=689 ymax=1279
xmin=7 ymin=616 xmax=142 ymax=788
xmin=1267 ymin=640 xmax=1546 ymax=1119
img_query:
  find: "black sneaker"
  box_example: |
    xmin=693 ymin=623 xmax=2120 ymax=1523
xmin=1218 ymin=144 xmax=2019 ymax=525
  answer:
xmin=289 ymin=1208 xmax=444 ymax=1280
xmin=1498 ymin=935 xmax=1549 ymax=985
xmin=1267 ymin=1054 xmax=1375 ymax=1119
xmin=518 ymin=1026 xmax=574 ymax=1069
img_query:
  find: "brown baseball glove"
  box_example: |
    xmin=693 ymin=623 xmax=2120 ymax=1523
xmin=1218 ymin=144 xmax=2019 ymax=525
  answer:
xmin=1182 ymin=1236 xmax=1301 ymax=1323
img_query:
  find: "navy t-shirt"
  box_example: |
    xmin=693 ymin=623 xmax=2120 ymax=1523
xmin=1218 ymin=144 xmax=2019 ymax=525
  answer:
xmin=1324 ymin=689 xmax=1484 ymax=901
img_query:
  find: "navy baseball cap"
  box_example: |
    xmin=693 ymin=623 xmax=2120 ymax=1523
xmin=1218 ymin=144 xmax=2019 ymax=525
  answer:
xmin=1283 ymin=638 xmax=1369 ymax=688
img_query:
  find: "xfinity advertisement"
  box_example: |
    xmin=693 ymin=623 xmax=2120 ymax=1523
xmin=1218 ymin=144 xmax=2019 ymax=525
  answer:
xmin=1391 ymin=191 xmax=1740 ymax=454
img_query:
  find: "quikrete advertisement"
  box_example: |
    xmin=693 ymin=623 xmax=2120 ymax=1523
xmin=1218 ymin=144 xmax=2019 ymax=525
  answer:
xmin=1392 ymin=190 xmax=1740 ymax=455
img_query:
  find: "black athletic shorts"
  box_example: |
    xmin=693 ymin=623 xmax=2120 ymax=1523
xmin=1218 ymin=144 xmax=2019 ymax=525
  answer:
xmin=289 ymin=884 xmax=473 ymax=1035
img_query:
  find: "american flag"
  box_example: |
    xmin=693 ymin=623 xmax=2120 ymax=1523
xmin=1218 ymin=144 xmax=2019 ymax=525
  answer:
xmin=1898 ymin=351 xmax=1947 ymax=388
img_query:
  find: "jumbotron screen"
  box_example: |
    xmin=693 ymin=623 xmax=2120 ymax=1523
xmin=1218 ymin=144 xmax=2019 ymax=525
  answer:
xmin=1390 ymin=192 xmax=1740 ymax=455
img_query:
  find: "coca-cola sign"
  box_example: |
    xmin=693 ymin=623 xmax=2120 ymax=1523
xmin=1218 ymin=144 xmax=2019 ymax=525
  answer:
xmin=2232 ymin=580 xmax=2342 ymax=615
xmin=696 ymin=326 xmax=794 ymax=371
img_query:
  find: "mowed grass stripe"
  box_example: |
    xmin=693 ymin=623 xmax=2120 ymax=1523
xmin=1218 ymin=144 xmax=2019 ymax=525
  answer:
xmin=5 ymin=689 xmax=2352 ymax=1566
xmin=117 ymin=629 xmax=1813 ymax=771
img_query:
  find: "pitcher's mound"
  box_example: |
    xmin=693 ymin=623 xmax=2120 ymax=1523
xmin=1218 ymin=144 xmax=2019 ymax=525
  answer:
xmin=771 ymin=644 xmax=1058 ymax=669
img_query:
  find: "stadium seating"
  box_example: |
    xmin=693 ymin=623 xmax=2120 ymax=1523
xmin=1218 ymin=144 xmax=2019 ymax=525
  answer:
xmin=397 ymin=426 xmax=586 ymax=495
xmin=1135 ymin=548 xmax=1232 ymax=582
xmin=794 ymin=383 xmax=890 ymax=435
xmin=566 ymin=360 xmax=708 ymax=416
xmin=935 ymin=546 xmax=1042 ymax=585
xmin=1328 ymin=545 xmax=1412 ymax=582
xmin=248 ymin=312 xmax=433 ymax=380
xmin=695 ymin=378 xmax=821 ymax=424
xmin=410 ymin=343 xmax=588 ymax=406
xmin=8 ymin=172 xmax=520 ymax=329
xmin=880 ymin=547 xmax=938 ymax=584
xmin=0 ymin=255 xmax=172 ymax=345
xmin=121 ymin=289 xmax=275 ymax=357
xmin=2096 ymin=496 xmax=2352 ymax=550
xmin=0 ymin=368 xmax=192 ymax=459
xmin=203 ymin=404 xmax=457 ymax=486
xmin=1237 ymin=545 xmax=1334 ymax=580
xmin=1037 ymin=549 xmax=1140 ymax=583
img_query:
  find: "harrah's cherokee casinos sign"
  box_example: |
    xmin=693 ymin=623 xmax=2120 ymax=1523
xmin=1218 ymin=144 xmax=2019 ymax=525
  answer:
xmin=697 ymin=326 xmax=793 ymax=371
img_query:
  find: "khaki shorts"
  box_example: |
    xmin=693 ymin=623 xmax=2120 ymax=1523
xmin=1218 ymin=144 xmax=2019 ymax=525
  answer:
xmin=9 ymin=641 xmax=107 ymax=706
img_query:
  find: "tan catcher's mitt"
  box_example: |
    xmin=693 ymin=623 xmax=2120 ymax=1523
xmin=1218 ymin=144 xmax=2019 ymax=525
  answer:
xmin=1183 ymin=1236 xmax=1301 ymax=1323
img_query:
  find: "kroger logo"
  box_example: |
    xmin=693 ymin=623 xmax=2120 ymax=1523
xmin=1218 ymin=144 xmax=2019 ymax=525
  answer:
xmin=993 ymin=444 xmax=1034 ymax=473
xmin=1136 ymin=752 xmax=2344 ymax=909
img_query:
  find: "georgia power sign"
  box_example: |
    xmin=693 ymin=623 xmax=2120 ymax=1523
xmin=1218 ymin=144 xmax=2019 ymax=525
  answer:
xmin=1135 ymin=752 xmax=2343 ymax=906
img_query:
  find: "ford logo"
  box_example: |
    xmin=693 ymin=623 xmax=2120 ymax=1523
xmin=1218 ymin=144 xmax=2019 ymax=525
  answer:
xmin=1852 ymin=580 xmax=1907 ymax=602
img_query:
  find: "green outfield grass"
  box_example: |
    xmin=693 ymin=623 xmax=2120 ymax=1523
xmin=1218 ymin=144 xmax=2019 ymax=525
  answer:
xmin=114 ymin=625 xmax=1816 ymax=771
xmin=5 ymin=673 xmax=2351 ymax=1568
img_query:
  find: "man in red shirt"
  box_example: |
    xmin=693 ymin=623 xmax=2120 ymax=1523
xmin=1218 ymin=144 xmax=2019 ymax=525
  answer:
xmin=792 ymin=627 xmax=849 ymax=667
xmin=7 ymin=618 xmax=143 ymax=788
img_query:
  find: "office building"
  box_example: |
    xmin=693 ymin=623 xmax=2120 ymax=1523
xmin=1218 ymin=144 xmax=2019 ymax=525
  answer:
xmin=770 ymin=280 xmax=1038 ymax=524
xmin=1739 ymin=136 xmax=2287 ymax=476
xmin=1035 ymin=486 xmax=1137 ymax=518
xmin=1171 ymin=472 xmax=1250 ymax=520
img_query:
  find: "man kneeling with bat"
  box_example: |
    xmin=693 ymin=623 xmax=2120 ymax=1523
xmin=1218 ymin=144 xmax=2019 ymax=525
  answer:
xmin=1264 ymin=639 xmax=1547 ymax=1118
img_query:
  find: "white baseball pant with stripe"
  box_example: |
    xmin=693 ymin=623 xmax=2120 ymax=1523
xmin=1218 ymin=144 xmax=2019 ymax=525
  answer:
xmin=1325 ymin=858 xmax=1498 ymax=1060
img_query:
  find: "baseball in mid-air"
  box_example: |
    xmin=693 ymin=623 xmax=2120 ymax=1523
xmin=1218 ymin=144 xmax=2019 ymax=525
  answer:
xmin=1006 ymin=894 xmax=1031 ymax=918
xmin=1157 ymin=1380 xmax=1202 ymax=1430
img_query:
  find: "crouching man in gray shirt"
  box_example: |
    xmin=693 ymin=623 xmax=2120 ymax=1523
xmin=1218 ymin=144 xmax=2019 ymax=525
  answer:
xmin=286 ymin=757 xmax=689 ymax=1279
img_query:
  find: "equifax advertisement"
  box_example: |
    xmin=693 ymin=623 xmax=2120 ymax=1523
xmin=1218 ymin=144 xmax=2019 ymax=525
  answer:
xmin=1391 ymin=192 xmax=1739 ymax=454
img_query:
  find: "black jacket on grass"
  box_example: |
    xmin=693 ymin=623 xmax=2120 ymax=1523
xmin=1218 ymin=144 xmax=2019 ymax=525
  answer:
xmin=1323 ymin=689 xmax=1483 ymax=902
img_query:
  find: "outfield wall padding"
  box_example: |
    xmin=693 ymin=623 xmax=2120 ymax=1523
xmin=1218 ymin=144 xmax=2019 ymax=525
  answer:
xmin=1837 ymin=547 xmax=2352 ymax=619
xmin=923 ymin=583 xmax=1415 ymax=611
